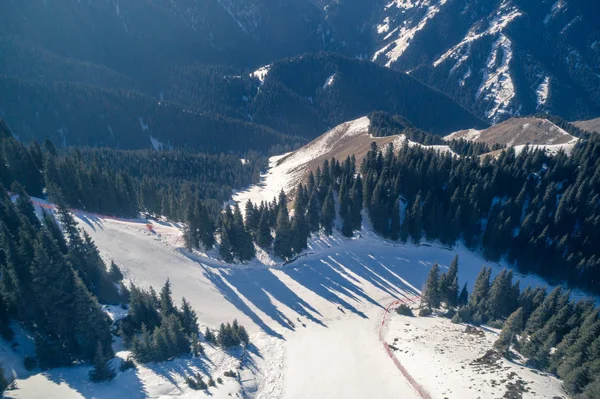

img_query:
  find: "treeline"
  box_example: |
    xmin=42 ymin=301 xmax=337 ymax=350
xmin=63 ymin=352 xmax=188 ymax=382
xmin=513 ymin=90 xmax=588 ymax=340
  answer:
xmin=0 ymin=119 xmax=265 ymax=219
xmin=420 ymin=260 xmax=600 ymax=398
xmin=184 ymin=154 xmax=363 ymax=261
xmin=308 ymin=136 xmax=600 ymax=294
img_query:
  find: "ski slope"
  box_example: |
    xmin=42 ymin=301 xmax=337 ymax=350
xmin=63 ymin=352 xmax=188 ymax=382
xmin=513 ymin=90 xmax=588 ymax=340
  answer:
xmin=6 ymin=210 xmax=580 ymax=399
xmin=5 ymin=166 xmax=589 ymax=398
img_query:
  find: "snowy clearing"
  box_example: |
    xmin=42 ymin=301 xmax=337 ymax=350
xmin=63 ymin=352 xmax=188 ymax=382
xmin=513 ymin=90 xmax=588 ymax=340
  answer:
xmin=385 ymin=309 xmax=567 ymax=398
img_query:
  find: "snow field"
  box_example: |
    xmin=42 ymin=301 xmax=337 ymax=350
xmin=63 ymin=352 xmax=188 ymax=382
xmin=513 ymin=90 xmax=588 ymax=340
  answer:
xmin=384 ymin=310 xmax=567 ymax=398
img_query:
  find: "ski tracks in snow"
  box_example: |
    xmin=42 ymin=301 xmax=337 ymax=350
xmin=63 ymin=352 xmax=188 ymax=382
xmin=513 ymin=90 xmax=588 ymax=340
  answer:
xmin=379 ymin=296 xmax=432 ymax=399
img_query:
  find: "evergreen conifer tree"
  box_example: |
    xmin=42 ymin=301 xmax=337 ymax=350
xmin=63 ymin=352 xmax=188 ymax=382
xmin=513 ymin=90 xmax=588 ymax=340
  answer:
xmin=422 ymin=263 xmax=441 ymax=309
xmin=274 ymin=206 xmax=293 ymax=259
xmin=494 ymin=308 xmax=524 ymax=356
xmin=458 ymin=283 xmax=469 ymax=307
xmin=88 ymin=343 xmax=116 ymax=382
xmin=180 ymin=298 xmax=199 ymax=337
xmin=320 ymin=189 xmax=335 ymax=236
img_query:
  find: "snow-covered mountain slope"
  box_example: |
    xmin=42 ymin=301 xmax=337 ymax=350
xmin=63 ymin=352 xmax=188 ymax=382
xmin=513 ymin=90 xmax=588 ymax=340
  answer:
xmin=369 ymin=0 xmax=600 ymax=123
xmin=233 ymin=116 xmax=455 ymax=206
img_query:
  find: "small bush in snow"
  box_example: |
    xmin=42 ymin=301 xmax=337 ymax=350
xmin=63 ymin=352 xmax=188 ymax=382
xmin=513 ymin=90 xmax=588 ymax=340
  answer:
xmin=119 ymin=356 xmax=136 ymax=372
xmin=186 ymin=373 xmax=207 ymax=390
xmin=208 ymin=377 xmax=216 ymax=387
xmin=418 ymin=307 xmax=432 ymax=317
xmin=224 ymin=370 xmax=237 ymax=378
xmin=23 ymin=356 xmax=37 ymax=371
xmin=395 ymin=304 xmax=414 ymax=317
xmin=217 ymin=377 xmax=223 ymax=384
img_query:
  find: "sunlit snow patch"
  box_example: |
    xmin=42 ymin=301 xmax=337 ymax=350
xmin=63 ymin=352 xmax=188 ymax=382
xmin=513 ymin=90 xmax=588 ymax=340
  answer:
xmin=536 ymin=76 xmax=550 ymax=108
xmin=250 ymin=65 xmax=271 ymax=83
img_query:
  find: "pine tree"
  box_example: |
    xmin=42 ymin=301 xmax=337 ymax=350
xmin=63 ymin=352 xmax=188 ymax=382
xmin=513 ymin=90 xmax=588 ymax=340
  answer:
xmin=108 ymin=261 xmax=124 ymax=283
xmin=219 ymin=226 xmax=234 ymax=263
xmin=88 ymin=343 xmax=116 ymax=382
xmin=458 ymin=283 xmax=469 ymax=307
xmin=422 ymin=263 xmax=441 ymax=309
xmin=256 ymin=210 xmax=273 ymax=249
xmin=180 ymin=298 xmax=199 ymax=337
xmin=409 ymin=194 xmax=423 ymax=243
xmin=31 ymin=230 xmax=112 ymax=367
xmin=204 ymin=327 xmax=216 ymax=344
xmin=494 ymin=308 xmax=524 ymax=356
xmin=160 ymin=279 xmax=176 ymax=316
xmin=0 ymin=362 xmax=9 ymax=394
xmin=307 ymin=193 xmax=321 ymax=233
xmin=341 ymin=205 xmax=353 ymax=237
xmin=469 ymin=266 xmax=491 ymax=314
xmin=440 ymin=255 xmax=459 ymax=307
xmin=274 ymin=206 xmax=293 ymax=259
xmin=350 ymin=175 xmax=363 ymax=231
xmin=487 ymin=269 xmax=516 ymax=320
xmin=320 ymin=189 xmax=335 ymax=236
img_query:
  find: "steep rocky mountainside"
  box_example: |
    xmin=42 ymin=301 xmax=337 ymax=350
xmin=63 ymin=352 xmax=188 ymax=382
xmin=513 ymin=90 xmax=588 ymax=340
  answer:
xmin=367 ymin=0 xmax=600 ymax=123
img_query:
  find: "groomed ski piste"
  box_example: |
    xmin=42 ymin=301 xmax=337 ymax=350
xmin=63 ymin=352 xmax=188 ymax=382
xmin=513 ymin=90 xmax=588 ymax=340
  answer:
xmin=3 ymin=134 xmax=585 ymax=399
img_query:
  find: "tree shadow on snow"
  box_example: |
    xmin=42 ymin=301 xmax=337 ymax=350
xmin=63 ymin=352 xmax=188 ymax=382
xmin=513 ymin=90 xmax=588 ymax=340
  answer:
xmin=282 ymin=260 xmax=371 ymax=319
xmin=281 ymin=249 xmax=423 ymax=316
xmin=41 ymin=361 xmax=148 ymax=399
xmin=219 ymin=268 xmax=327 ymax=330
xmin=76 ymin=213 xmax=104 ymax=232
xmin=199 ymin=266 xmax=285 ymax=340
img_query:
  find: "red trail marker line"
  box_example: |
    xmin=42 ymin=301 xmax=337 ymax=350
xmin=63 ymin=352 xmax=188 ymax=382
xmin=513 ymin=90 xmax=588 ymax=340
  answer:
xmin=378 ymin=295 xmax=432 ymax=399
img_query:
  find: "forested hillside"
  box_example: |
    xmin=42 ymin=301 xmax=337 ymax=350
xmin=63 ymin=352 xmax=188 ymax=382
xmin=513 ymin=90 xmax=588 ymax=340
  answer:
xmin=252 ymin=53 xmax=487 ymax=137
xmin=0 ymin=119 xmax=264 ymax=221
xmin=0 ymin=75 xmax=302 ymax=154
